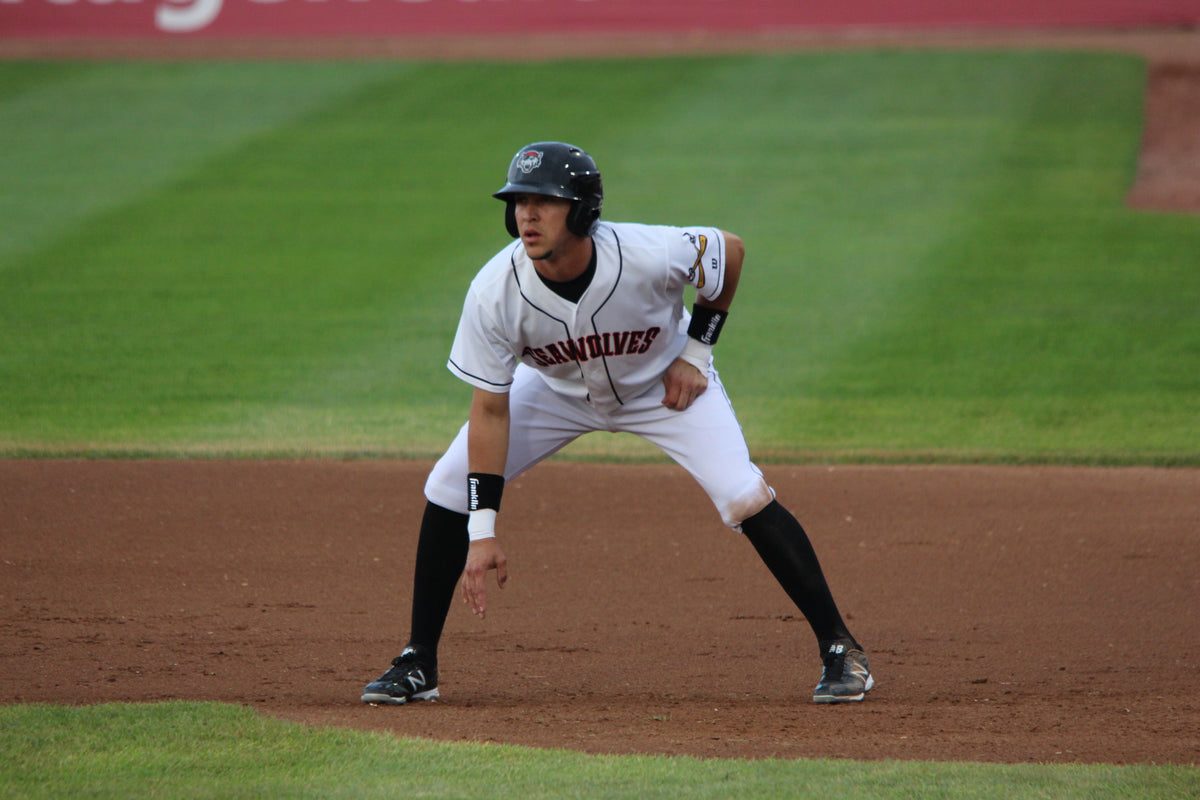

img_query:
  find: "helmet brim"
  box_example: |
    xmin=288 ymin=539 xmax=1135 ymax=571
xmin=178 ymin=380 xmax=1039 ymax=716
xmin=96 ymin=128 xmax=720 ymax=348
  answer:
xmin=492 ymin=181 xmax=583 ymax=202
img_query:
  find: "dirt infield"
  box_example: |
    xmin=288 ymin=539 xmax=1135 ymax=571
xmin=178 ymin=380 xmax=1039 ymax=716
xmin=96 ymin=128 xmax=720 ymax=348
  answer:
xmin=2 ymin=460 xmax=1197 ymax=764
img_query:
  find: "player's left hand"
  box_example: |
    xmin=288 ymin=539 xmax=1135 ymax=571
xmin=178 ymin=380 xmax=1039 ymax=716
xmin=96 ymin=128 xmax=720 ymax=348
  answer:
xmin=661 ymin=357 xmax=708 ymax=411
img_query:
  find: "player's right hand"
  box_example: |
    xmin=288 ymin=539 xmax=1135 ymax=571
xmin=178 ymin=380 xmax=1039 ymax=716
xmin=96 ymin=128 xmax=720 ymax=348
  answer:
xmin=661 ymin=357 xmax=708 ymax=411
xmin=461 ymin=538 xmax=509 ymax=619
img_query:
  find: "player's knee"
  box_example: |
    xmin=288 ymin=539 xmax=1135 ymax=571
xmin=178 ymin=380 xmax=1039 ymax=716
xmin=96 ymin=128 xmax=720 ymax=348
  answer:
xmin=721 ymin=478 xmax=775 ymax=530
xmin=424 ymin=459 xmax=470 ymax=515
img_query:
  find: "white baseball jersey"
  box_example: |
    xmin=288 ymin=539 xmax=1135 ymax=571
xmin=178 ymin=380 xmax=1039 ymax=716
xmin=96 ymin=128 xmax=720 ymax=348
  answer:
xmin=428 ymin=220 xmax=775 ymax=527
xmin=447 ymin=221 xmax=727 ymax=411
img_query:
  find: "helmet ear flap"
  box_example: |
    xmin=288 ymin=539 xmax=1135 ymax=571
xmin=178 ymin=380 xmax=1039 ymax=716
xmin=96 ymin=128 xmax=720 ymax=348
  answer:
xmin=565 ymin=172 xmax=603 ymax=237
xmin=565 ymin=201 xmax=596 ymax=237
xmin=505 ymin=201 xmax=519 ymax=238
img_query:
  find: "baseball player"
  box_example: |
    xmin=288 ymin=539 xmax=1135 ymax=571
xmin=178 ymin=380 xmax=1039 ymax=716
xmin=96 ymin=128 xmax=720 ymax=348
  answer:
xmin=362 ymin=141 xmax=872 ymax=705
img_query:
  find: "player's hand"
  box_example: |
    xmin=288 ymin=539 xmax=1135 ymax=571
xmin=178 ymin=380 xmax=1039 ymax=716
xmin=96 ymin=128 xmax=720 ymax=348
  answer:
xmin=461 ymin=538 xmax=508 ymax=619
xmin=661 ymin=357 xmax=708 ymax=411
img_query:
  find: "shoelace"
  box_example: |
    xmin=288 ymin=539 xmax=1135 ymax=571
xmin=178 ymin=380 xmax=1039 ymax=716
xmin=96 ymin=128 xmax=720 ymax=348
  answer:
xmin=381 ymin=654 xmax=420 ymax=682
xmin=821 ymin=652 xmax=847 ymax=681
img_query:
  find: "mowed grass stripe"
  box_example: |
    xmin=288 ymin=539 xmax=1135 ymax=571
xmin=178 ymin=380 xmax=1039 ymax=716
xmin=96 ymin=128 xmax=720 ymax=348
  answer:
xmin=0 ymin=53 xmax=1197 ymax=461
xmin=0 ymin=61 xmax=407 ymax=266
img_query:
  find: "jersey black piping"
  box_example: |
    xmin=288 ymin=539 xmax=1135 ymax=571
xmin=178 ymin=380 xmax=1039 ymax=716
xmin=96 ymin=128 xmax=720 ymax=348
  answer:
xmin=447 ymin=358 xmax=513 ymax=389
xmin=589 ymin=225 xmax=626 ymax=405
xmin=511 ymin=249 xmax=589 ymax=390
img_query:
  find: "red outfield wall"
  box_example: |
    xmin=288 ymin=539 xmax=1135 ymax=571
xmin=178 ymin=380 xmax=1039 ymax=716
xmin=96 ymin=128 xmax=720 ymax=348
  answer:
xmin=3 ymin=0 xmax=1199 ymax=39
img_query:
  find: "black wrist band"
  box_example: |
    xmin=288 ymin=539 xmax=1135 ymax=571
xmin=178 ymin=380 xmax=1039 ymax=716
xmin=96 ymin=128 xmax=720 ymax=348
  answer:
xmin=467 ymin=472 xmax=505 ymax=512
xmin=688 ymin=304 xmax=728 ymax=346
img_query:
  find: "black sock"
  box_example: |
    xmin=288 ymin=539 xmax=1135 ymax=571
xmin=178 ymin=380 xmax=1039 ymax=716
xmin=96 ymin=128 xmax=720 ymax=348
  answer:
xmin=741 ymin=500 xmax=856 ymax=651
xmin=406 ymin=501 xmax=469 ymax=661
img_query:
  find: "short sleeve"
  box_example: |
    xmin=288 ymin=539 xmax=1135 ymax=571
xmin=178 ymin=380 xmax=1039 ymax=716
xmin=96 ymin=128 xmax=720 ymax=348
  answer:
xmin=670 ymin=227 xmax=726 ymax=302
xmin=446 ymin=286 xmax=518 ymax=392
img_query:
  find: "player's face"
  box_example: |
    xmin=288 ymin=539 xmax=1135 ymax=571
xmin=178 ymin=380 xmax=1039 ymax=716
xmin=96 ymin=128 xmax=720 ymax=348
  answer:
xmin=513 ymin=194 xmax=574 ymax=261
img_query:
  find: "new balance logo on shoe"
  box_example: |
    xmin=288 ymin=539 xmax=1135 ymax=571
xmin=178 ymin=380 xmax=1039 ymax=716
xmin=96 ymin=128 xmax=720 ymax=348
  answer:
xmin=813 ymin=643 xmax=874 ymax=704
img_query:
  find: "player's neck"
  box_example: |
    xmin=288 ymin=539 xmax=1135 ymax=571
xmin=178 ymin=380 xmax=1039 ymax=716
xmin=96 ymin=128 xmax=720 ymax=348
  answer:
xmin=532 ymin=237 xmax=593 ymax=283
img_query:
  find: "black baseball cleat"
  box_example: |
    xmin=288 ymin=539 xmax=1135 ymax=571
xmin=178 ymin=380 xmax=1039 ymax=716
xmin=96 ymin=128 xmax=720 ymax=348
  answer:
xmin=813 ymin=641 xmax=874 ymax=704
xmin=361 ymin=646 xmax=439 ymax=705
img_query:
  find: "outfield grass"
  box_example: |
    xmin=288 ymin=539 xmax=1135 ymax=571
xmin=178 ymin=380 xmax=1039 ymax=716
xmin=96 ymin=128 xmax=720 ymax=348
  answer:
xmin=1 ymin=52 xmax=1197 ymax=462
xmin=2 ymin=702 xmax=1195 ymax=800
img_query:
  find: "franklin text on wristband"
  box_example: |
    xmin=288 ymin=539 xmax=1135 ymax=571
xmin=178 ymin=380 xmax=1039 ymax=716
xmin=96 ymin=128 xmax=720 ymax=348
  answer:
xmin=467 ymin=472 xmax=505 ymax=512
xmin=687 ymin=304 xmax=728 ymax=346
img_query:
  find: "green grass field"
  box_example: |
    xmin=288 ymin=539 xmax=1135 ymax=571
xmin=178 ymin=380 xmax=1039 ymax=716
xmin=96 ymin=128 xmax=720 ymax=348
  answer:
xmin=2 ymin=703 xmax=1195 ymax=800
xmin=2 ymin=51 xmax=1197 ymax=462
xmin=2 ymin=50 xmax=1199 ymax=796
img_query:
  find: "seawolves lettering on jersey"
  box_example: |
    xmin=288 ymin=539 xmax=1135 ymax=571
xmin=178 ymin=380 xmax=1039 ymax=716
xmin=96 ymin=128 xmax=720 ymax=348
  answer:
xmin=521 ymin=327 xmax=661 ymax=367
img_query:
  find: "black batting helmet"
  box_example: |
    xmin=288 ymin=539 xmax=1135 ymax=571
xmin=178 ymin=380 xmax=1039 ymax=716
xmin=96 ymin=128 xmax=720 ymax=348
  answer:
xmin=493 ymin=142 xmax=603 ymax=238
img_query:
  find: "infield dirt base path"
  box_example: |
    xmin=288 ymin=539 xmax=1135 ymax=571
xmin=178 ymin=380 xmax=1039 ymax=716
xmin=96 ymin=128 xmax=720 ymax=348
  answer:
xmin=2 ymin=460 xmax=1197 ymax=764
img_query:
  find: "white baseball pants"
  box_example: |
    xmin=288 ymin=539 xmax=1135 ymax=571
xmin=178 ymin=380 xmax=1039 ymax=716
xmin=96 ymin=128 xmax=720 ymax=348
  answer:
xmin=424 ymin=363 xmax=775 ymax=529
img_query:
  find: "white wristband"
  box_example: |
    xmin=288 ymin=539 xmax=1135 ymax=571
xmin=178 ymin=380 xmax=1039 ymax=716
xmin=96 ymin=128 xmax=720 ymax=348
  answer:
xmin=678 ymin=337 xmax=713 ymax=374
xmin=467 ymin=508 xmax=497 ymax=542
